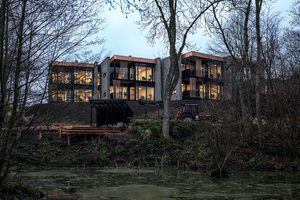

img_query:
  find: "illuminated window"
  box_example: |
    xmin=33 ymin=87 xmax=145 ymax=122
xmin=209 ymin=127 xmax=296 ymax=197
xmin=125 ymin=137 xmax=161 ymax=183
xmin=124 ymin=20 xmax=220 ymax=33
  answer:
xmin=74 ymin=89 xmax=92 ymax=102
xmin=52 ymin=73 xmax=57 ymax=83
xmin=74 ymin=71 xmax=92 ymax=85
xmin=137 ymin=86 xmax=146 ymax=100
xmin=181 ymin=64 xmax=185 ymax=71
xmin=172 ymin=89 xmax=177 ymax=95
xmin=110 ymin=86 xmax=129 ymax=100
xmin=136 ymin=86 xmax=154 ymax=100
xmin=130 ymin=87 xmax=135 ymax=100
xmin=103 ymin=73 xmax=106 ymax=78
xmin=210 ymin=85 xmax=218 ymax=99
xmin=116 ymin=61 xmax=128 ymax=80
xmin=209 ymin=85 xmax=223 ymax=100
xmin=217 ymin=66 xmax=222 ymax=80
xmin=136 ymin=65 xmax=153 ymax=82
xmin=199 ymin=85 xmax=205 ymax=98
xmin=52 ymin=72 xmax=71 ymax=84
xmin=51 ymin=90 xmax=72 ymax=102
xmin=130 ymin=67 xmax=135 ymax=80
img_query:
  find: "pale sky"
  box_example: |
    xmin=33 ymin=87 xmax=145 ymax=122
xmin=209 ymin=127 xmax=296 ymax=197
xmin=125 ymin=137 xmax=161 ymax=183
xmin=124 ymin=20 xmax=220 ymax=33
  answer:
xmin=97 ymin=0 xmax=294 ymax=59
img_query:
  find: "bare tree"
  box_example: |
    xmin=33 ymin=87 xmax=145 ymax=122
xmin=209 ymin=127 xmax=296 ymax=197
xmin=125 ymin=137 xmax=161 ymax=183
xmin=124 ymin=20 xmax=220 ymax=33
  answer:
xmin=207 ymin=0 xmax=255 ymax=137
xmin=0 ymin=0 xmax=105 ymax=187
xmin=255 ymin=0 xmax=263 ymax=146
xmin=106 ymin=0 xmax=222 ymax=139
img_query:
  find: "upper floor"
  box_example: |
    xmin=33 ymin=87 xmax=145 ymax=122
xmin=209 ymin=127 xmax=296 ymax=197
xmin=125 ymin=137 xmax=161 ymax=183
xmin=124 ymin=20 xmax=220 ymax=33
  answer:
xmin=49 ymin=51 xmax=228 ymax=103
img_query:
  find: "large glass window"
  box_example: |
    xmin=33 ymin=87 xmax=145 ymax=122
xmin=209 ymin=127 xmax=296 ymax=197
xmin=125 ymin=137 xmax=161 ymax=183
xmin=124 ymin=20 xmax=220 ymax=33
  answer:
xmin=181 ymin=64 xmax=185 ymax=71
xmin=51 ymin=90 xmax=72 ymax=102
xmin=209 ymin=85 xmax=222 ymax=100
xmin=130 ymin=87 xmax=135 ymax=100
xmin=212 ymin=65 xmax=217 ymax=79
xmin=137 ymin=86 xmax=146 ymax=100
xmin=136 ymin=65 xmax=153 ymax=82
xmin=74 ymin=71 xmax=93 ymax=85
xmin=110 ymin=86 xmax=129 ymax=100
xmin=116 ymin=67 xmax=128 ymax=79
xmin=147 ymin=87 xmax=154 ymax=100
xmin=136 ymin=66 xmax=146 ymax=81
xmin=201 ymin=64 xmax=205 ymax=77
xmin=207 ymin=64 xmax=222 ymax=80
xmin=217 ymin=66 xmax=222 ymax=80
xmin=182 ymin=84 xmax=190 ymax=92
xmin=52 ymin=72 xmax=71 ymax=84
xmin=136 ymin=86 xmax=154 ymax=100
xmin=199 ymin=85 xmax=205 ymax=98
xmin=130 ymin=67 xmax=135 ymax=80
xmin=210 ymin=85 xmax=218 ymax=99
xmin=74 ymin=89 xmax=92 ymax=102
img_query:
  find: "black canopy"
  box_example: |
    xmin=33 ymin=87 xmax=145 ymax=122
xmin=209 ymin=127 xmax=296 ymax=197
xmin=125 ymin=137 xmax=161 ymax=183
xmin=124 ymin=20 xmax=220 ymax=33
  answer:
xmin=89 ymin=99 xmax=133 ymax=127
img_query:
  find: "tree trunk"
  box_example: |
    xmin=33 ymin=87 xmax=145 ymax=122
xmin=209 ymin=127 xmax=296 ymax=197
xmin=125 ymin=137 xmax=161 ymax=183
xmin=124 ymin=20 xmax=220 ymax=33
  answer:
xmin=0 ymin=0 xmax=6 ymax=131
xmin=0 ymin=0 xmax=27 ymax=187
xmin=161 ymin=0 xmax=180 ymax=139
xmin=239 ymin=68 xmax=250 ymax=137
xmin=255 ymin=0 xmax=263 ymax=146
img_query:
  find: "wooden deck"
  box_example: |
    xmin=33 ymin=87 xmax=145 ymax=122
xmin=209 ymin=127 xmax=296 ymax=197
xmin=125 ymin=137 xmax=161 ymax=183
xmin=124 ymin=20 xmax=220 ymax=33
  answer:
xmin=60 ymin=127 xmax=128 ymax=146
xmin=2 ymin=125 xmax=127 ymax=146
xmin=60 ymin=127 xmax=127 ymax=135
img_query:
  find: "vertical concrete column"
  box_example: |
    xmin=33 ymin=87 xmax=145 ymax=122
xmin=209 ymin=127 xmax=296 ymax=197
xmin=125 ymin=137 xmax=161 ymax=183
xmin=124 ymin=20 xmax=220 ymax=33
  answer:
xmin=93 ymin=62 xmax=98 ymax=99
xmin=155 ymin=58 xmax=162 ymax=101
xmin=100 ymin=57 xmax=110 ymax=99
xmin=174 ymin=56 xmax=183 ymax=100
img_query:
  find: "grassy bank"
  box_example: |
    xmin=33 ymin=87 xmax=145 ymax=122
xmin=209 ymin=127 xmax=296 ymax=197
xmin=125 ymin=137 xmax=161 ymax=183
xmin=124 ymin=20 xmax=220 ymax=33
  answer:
xmin=10 ymin=119 xmax=300 ymax=174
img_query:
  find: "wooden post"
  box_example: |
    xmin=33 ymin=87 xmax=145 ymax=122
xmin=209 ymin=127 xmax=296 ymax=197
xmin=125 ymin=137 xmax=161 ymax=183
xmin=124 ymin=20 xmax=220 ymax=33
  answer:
xmin=98 ymin=134 xmax=100 ymax=140
xmin=67 ymin=134 xmax=70 ymax=146
xmin=59 ymin=128 xmax=62 ymax=138
xmin=84 ymin=134 xmax=86 ymax=142
xmin=17 ymin=130 xmax=21 ymax=139
xmin=39 ymin=129 xmax=42 ymax=139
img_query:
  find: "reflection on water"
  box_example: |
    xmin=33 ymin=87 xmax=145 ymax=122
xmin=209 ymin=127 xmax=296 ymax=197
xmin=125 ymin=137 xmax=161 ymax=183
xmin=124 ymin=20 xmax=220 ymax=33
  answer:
xmin=16 ymin=167 xmax=300 ymax=200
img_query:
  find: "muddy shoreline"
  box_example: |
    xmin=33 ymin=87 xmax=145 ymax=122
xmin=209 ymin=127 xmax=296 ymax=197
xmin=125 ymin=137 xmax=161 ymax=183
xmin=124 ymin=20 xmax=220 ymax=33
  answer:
xmin=11 ymin=125 xmax=300 ymax=172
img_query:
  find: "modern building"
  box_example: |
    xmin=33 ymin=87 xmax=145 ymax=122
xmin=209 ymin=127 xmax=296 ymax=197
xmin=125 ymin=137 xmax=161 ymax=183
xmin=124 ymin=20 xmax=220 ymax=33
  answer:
xmin=49 ymin=51 xmax=231 ymax=103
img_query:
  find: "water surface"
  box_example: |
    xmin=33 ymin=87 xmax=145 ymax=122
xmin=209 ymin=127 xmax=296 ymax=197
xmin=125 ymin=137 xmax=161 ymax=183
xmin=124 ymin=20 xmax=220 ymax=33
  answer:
xmin=16 ymin=167 xmax=300 ymax=199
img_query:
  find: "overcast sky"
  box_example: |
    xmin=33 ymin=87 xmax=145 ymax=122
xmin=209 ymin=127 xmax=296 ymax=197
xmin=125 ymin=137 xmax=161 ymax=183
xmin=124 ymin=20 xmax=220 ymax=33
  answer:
xmin=97 ymin=0 xmax=294 ymax=59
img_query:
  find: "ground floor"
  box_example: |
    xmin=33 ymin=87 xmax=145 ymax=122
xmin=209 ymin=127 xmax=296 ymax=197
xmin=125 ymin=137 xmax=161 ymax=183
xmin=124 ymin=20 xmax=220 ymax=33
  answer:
xmin=51 ymin=88 xmax=93 ymax=102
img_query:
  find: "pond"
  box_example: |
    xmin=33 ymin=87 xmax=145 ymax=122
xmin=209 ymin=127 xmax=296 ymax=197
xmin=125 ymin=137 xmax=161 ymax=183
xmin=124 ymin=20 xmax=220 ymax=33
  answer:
xmin=16 ymin=167 xmax=300 ymax=199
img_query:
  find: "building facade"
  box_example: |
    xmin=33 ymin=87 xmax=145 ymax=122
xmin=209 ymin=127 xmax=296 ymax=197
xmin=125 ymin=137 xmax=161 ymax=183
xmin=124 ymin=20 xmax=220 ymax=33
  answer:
xmin=49 ymin=51 xmax=231 ymax=103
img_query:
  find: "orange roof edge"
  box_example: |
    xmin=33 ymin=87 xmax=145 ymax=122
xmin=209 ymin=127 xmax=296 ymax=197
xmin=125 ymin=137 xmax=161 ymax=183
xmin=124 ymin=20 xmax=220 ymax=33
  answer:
xmin=182 ymin=51 xmax=225 ymax=62
xmin=110 ymin=55 xmax=156 ymax=64
xmin=52 ymin=61 xmax=94 ymax=68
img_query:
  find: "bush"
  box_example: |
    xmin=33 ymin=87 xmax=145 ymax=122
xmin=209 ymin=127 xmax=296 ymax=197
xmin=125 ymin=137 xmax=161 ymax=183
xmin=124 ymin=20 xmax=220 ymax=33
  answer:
xmin=132 ymin=119 xmax=204 ymax=140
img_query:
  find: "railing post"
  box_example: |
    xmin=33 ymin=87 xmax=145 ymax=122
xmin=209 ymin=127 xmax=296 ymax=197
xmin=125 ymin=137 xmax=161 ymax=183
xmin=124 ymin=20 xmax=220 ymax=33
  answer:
xmin=67 ymin=134 xmax=70 ymax=146
xmin=59 ymin=128 xmax=62 ymax=138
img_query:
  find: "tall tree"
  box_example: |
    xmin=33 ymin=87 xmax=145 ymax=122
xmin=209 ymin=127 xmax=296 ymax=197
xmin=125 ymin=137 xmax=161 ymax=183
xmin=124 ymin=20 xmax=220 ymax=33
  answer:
xmin=106 ymin=0 xmax=222 ymax=139
xmin=0 ymin=0 xmax=105 ymax=187
xmin=255 ymin=0 xmax=263 ymax=146
xmin=207 ymin=0 xmax=255 ymax=137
